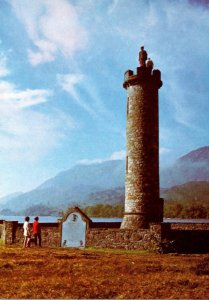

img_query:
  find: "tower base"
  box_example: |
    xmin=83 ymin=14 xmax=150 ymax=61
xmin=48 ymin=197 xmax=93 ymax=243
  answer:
xmin=121 ymin=198 xmax=164 ymax=230
xmin=120 ymin=213 xmax=149 ymax=229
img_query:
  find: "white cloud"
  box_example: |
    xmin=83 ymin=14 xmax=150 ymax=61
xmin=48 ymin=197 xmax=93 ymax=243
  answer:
xmin=77 ymin=150 xmax=125 ymax=165
xmin=28 ymin=46 xmax=55 ymax=65
xmin=57 ymin=72 xmax=111 ymax=120
xmin=57 ymin=73 xmax=84 ymax=99
xmin=77 ymin=158 xmax=104 ymax=165
xmin=159 ymin=147 xmax=171 ymax=155
xmin=0 ymin=79 xmax=75 ymax=161
xmin=10 ymin=0 xmax=88 ymax=65
xmin=0 ymin=80 xmax=51 ymax=108
xmin=109 ymin=150 xmax=126 ymax=160
xmin=57 ymin=73 xmax=97 ymax=116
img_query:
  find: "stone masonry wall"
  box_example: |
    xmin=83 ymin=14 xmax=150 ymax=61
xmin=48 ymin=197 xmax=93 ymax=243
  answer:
xmin=1 ymin=221 xmax=18 ymax=244
xmin=124 ymin=84 xmax=159 ymax=228
xmin=1 ymin=218 xmax=209 ymax=253
xmin=86 ymin=222 xmax=209 ymax=253
xmin=0 ymin=221 xmax=61 ymax=247
xmin=86 ymin=223 xmax=163 ymax=252
xmin=0 ymin=223 xmax=3 ymax=241
xmin=162 ymin=222 xmax=209 ymax=253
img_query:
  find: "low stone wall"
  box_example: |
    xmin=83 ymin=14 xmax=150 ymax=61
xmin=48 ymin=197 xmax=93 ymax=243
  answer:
xmin=163 ymin=222 xmax=209 ymax=253
xmin=86 ymin=223 xmax=164 ymax=252
xmin=170 ymin=222 xmax=209 ymax=230
xmin=0 ymin=222 xmax=4 ymax=243
xmin=1 ymin=217 xmax=209 ymax=253
xmin=0 ymin=221 xmax=61 ymax=247
xmin=86 ymin=222 xmax=209 ymax=253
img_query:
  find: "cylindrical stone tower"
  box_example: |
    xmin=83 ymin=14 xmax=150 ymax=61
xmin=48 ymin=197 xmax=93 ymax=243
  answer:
xmin=121 ymin=62 xmax=163 ymax=229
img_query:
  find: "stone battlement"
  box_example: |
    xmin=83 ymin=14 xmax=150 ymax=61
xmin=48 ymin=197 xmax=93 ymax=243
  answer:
xmin=123 ymin=67 xmax=163 ymax=89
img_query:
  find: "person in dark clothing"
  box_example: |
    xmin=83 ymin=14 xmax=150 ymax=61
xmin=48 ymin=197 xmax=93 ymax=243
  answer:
xmin=33 ymin=216 xmax=41 ymax=247
xmin=139 ymin=46 xmax=147 ymax=67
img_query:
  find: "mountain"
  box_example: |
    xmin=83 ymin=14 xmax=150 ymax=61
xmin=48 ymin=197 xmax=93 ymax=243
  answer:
xmin=0 ymin=192 xmax=23 ymax=205
xmin=160 ymin=146 xmax=209 ymax=188
xmin=162 ymin=181 xmax=209 ymax=219
xmin=37 ymin=160 xmax=125 ymax=191
xmin=1 ymin=146 xmax=209 ymax=214
xmin=86 ymin=187 xmax=125 ymax=205
xmin=161 ymin=181 xmax=209 ymax=202
xmin=0 ymin=160 xmax=125 ymax=212
xmin=179 ymin=147 xmax=209 ymax=162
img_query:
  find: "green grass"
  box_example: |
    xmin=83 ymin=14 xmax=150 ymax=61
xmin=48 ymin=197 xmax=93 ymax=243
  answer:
xmin=83 ymin=247 xmax=150 ymax=255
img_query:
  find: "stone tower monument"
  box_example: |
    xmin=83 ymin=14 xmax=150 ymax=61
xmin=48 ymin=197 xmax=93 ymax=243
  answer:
xmin=121 ymin=49 xmax=163 ymax=229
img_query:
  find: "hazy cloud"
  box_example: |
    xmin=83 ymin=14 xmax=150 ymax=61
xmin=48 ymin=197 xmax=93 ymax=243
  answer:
xmin=160 ymin=147 xmax=171 ymax=155
xmin=58 ymin=71 xmax=111 ymax=120
xmin=10 ymin=0 xmax=88 ymax=65
xmin=57 ymin=73 xmax=96 ymax=116
xmin=77 ymin=150 xmax=126 ymax=165
xmin=109 ymin=150 xmax=126 ymax=160
xmin=0 ymin=79 xmax=75 ymax=161
xmin=0 ymin=80 xmax=51 ymax=108
xmin=57 ymin=73 xmax=84 ymax=99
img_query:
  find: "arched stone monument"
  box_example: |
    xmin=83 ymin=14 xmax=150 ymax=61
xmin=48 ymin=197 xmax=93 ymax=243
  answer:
xmin=61 ymin=207 xmax=92 ymax=247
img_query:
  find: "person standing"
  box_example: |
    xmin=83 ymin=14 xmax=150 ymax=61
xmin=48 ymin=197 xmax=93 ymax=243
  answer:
xmin=139 ymin=46 xmax=147 ymax=67
xmin=33 ymin=216 xmax=41 ymax=247
xmin=23 ymin=216 xmax=31 ymax=248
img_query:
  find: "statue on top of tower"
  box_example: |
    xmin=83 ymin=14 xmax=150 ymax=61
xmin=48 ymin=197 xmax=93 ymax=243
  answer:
xmin=138 ymin=46 xmax=147 ymax=67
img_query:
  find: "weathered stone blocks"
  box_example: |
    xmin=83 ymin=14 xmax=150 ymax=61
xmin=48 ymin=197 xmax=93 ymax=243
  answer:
xmin=86 ymin=227 xmax=163 ymax=251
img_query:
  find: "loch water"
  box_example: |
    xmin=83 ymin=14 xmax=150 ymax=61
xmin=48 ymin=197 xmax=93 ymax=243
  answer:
xmin=0 ymin=215 xmax=209 ymax=224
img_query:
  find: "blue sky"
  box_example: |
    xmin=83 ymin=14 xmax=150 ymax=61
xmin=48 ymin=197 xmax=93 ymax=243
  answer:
xmin=0 ymin=0 xmax=209 ymax=197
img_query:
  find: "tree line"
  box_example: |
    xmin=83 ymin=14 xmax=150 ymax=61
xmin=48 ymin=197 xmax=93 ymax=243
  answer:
xmin=164 ymin=199 xmax=209 ymax=219
xmin=80 ymin=200 xmax=209 ymax=219
xmin=83 ymin=203 xmax=124 ymax=218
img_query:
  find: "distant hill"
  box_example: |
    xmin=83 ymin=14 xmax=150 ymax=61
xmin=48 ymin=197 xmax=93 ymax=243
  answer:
xmin=179 ymin=147 xmax=209 ymax=162
xmin=161 ymin=181 xmax=209 ymax=202
xmin=160 ymin=146 xmax=209 ymax=187
xmin=162 ymin=181 xmax=209 ymax=219
xmin=14 ymin=182 xmax=208 ymax=218
xmin=15 ymin=187 xmax=125 ymax=217
xmin=86 ymin=187 xmax=125 ymax=205
xmin=37 ymin=160 xmax=125 ymax=191
xmin=0 ymin=160 xmax=125 ymax=213
xmin=0 ymin=146 xmax=209 ymax=215
xmin=0 ymin=192 xmax=23 ymax=205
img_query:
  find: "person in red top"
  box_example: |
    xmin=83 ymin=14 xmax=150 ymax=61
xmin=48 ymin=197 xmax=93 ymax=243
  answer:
xmin=33 ymin=216 xmax=41 ymax=247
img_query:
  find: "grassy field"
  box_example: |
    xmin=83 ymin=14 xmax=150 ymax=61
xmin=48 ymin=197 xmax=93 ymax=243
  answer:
xmin=0 ymin=246 xmax=209 ymax=299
